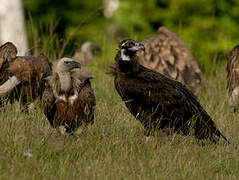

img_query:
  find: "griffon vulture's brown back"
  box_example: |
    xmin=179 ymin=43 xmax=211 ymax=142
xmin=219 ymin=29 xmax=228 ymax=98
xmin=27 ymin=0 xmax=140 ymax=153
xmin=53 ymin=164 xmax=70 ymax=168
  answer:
xmin=138 ymin=27 xmax=203 ymax=93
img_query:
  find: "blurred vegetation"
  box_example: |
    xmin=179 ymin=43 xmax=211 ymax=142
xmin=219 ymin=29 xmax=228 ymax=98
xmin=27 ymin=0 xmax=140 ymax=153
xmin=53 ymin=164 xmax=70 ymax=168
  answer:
xmin=23 ymin=0 xmax=239 ymax=73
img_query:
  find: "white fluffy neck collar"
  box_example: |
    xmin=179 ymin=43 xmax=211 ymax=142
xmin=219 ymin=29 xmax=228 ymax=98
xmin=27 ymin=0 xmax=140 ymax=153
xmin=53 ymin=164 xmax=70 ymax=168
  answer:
xmin=120 ymin=49 xmax=130 ymax=61
xmin=58 ymin=72 xmax=72 ymax=91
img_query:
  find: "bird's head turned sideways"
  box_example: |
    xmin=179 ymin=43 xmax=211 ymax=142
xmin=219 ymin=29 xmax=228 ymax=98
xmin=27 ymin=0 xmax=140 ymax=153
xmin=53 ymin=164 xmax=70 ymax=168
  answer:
xmin=119 ymin=39 xmax=145 ymax=61
xmin=0 ymin=42 xmax=17 ymax=59
xmin=57 ymin=57 xmax=81 ymax=72
xmin=81 ymin=41 xmax=101 ymax=53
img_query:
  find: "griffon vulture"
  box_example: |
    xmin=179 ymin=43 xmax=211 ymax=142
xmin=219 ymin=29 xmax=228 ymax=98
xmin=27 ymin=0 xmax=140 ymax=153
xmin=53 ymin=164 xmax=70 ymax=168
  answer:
xmin=226 ymin=45 xmax=239 ymax=110
xmin=109 ymin=39 xmax=228 ymax=144
xmin=73 ymin=41 xmax=101 ymax=65
xmin=42 ymin=58 xmax=96 ymax=135
xmin=0 ymin=42 xmax=52 ymax=107
xmin=138 ymin=27 xmax=203 ymax=93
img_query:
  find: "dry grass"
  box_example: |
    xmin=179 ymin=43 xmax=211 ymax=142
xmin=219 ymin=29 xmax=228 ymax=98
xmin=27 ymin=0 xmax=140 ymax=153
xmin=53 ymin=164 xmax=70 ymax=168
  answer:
xmin=0 ymin=42 xmax=239 ymax=179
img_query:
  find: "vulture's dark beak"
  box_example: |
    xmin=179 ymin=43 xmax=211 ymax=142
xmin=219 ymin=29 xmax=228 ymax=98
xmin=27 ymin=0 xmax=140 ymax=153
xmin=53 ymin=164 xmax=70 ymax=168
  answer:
xmin=92 ymin=44 xmax=101 ymax=52
xmin=71 ymin=61 xmax=81 ymax=69
xmin=128 ymin=42 xmax=145 ymax=52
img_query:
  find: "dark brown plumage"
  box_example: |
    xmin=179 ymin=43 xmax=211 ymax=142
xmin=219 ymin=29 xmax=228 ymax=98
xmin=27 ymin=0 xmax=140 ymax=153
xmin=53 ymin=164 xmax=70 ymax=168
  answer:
xmin=109 ymin=39 xmax=228 ymax=143
xmin=138 ymin=27 xmax=203 ymax=93
xmin=226 ymin=45 xmax=239 ymax=109
xmin=42 ymin=58 xmax=96 ymax=135
xmin=0 ymin=42 xmax=52 ymax=107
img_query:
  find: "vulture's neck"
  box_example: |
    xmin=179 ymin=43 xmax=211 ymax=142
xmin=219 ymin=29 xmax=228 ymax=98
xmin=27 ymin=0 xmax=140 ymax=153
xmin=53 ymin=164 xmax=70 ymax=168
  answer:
xmin=58 ymin=71 xmax=72 ymax=91
xmin=117 ymin=52 xmax=140 ymax=74
xmin=83 ymin=50 xmax=93 ymax=62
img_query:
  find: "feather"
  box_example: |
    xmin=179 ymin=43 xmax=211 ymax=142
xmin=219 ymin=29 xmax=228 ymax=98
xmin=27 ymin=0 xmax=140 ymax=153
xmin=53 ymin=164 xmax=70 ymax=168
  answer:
xmin=226 ymin=45 xmax=239 ymax=109
xmin=42 ymin=58 xmax=95 ymax=134
xmin=0 ymin=42 xmax=17 ymax=70
xmin=73 ymin=41 xmax=101 ymax=66
xmin=0 ymin=42 xmax=17 ymax=85
xmin=138 ymin=27 xmax=203 ymax=93
xmin=0 ymin=42 xmax=52 ymax=107
xmin=110 ymin=39 xmax=229 ymax=144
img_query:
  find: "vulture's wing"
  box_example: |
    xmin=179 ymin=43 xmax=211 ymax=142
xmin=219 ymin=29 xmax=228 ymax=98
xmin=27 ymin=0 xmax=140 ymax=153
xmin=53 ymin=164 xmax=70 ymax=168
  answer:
xmin=36 ymin=54 xmax=52 ymax=78
xmin=138 ymin=26 xmax=202 ymax=92
xmin=227 ymin=45 xmax=239 ymax=94
xmin=72 ymin=73 xmax=93 ymax=88
xmin=118 ymin=66 xmax=198 ymax=115
xmin=118 ymin=66 xmax=228 ymax=142
xmin=72 ymin=73 xmax=96 ymax=107
xmin=8 ymin=57 xmax=35 ymax=82
xmin=42 ymin=76 xmax=56 ymax=127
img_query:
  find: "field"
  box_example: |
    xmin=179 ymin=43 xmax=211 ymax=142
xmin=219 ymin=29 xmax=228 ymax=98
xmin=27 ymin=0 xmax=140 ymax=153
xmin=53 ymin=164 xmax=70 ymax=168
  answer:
xmin=0 ymin=41 xmax=239 ymax=180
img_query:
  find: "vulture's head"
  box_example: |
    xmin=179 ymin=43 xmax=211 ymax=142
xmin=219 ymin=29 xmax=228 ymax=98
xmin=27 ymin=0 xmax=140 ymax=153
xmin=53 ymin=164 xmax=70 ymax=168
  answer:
xmin=81 ymin=41 xmax=101 ymax=54
xmin=0 ymin=42 xmax=17 ymax=65
xmin=57 ymin=57 xmax=81 ymax=73
xmin=73 ymin=41 xmax=101 ymax=65
xmin=119 ymin=39 xmax=145 ymax=61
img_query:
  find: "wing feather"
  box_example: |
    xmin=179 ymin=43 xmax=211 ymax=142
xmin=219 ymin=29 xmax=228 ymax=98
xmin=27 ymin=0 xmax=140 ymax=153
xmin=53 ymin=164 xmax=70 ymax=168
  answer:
xmin=138 ymin=26 xmax=202 ymax=92
xmin=42 ymin=77 xmax=56 ymax=127
xmin=115 ymin=65 xmax=227 ymax=142
xmin=227 ymin=45 xmax=239 ymax=94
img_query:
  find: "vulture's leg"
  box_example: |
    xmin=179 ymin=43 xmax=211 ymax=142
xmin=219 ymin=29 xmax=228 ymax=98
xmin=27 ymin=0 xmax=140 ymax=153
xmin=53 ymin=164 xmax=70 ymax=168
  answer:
xmin=56 ymin=126 xmax=67 ymax=135
xmin=75 ymin=124 xmax=86 ymax=136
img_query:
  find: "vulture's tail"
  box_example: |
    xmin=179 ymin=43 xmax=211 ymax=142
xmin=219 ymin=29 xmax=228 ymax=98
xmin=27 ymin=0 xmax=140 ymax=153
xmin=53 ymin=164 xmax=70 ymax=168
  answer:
xmin=214 ymin=129 xmax=230 ymax=145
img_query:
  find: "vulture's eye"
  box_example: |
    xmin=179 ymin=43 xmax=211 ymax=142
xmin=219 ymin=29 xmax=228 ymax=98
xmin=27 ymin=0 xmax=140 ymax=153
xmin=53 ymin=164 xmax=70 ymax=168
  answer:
xmin=65 ymin=61 xmax=70 ymax=64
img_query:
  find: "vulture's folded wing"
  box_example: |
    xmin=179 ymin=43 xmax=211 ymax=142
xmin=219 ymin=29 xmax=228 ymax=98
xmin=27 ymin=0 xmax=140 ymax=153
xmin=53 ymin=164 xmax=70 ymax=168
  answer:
xmin=42 ymin=79 xmax=56 ymax=127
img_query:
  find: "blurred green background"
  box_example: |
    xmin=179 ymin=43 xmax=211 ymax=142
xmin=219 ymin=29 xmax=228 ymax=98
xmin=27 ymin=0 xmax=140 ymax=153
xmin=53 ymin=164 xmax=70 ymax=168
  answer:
xmin=23 ymin=0 xmax=239 ymax=73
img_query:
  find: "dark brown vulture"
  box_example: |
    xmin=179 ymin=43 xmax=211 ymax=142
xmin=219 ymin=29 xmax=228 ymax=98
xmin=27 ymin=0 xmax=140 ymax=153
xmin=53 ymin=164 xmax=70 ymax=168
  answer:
xmin=138 ymin=27 xmax=203 ymax=93
xmin=226 ymin=45 xmax=239 ymax=109
xmin=0 ymin=42 xmax=52 ymax=107
xmin=42 ymin=57 xmax=96 ymax=135
xmin=73 ymin=41 xmax=101 ymax=66
xmin=109 ymin=39 xmax=229 ymax=144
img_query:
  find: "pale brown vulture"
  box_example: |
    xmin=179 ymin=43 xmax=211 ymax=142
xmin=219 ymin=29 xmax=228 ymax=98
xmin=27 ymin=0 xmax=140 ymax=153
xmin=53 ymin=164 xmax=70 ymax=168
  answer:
xmin=138 ymin=27 xmax=203 ymax=93
xmin=109 ymin=39 xmax=229 ymax=144
xmin=42 ymin=58 xmax=96 ymax=135
xmin=0 ymin=42 xmax=52 ymax=107
xmin=73 ymin=41 xmax=101 ymax=65
xmin=226 ymin=45 xmax=239 ymax=110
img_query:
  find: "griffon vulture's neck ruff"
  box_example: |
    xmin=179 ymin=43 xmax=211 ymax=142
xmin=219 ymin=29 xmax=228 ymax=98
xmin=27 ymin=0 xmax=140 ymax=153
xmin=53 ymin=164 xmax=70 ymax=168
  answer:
xmin=56 ymin=57 xmax=81 ymax=91
xmin=117 ymin=39 xmax=145 ymax=74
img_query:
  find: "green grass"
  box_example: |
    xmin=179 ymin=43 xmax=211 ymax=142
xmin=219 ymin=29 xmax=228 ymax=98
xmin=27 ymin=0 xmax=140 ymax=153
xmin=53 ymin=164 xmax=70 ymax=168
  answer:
xmin=1 ymin=39 xmax=239 ymax=180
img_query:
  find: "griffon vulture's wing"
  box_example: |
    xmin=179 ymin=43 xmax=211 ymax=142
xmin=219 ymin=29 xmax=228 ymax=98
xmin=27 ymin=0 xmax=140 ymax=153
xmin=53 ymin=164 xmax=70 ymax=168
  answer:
xmin=42 ymin=76 xmax=56 ymax=127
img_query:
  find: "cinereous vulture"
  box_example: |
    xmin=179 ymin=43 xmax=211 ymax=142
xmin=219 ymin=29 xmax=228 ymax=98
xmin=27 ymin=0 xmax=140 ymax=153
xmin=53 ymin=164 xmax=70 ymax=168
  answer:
xmin=109 ymin=39 xmax=229 ymax=144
